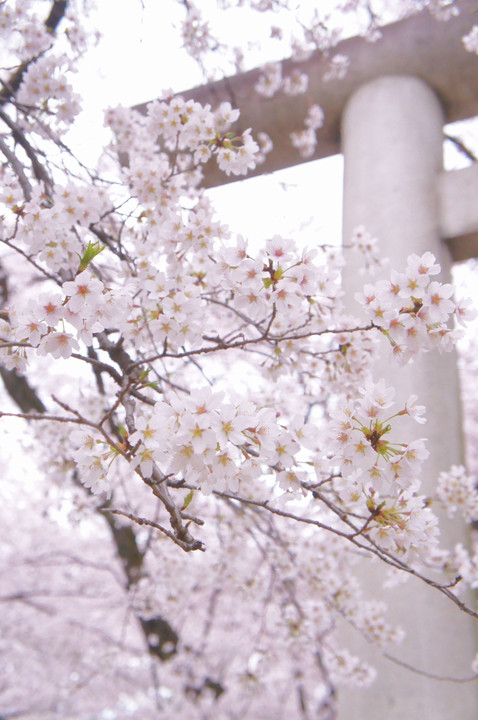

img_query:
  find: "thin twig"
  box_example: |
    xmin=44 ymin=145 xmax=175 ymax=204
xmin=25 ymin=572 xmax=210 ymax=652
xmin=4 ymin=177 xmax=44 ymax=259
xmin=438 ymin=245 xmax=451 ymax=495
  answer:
xmin=132 ymin=323 xmax=375 ymax=367
xmin=383 ymin=651 xmax=478 ymax=683
xmin=105 ymin=508 xmax=205 ymax=553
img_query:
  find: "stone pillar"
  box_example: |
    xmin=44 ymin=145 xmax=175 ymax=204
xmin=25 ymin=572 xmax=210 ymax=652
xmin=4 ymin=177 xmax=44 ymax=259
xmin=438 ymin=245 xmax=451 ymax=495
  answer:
xmin=338 ymin=76 xmax=478 ymax=719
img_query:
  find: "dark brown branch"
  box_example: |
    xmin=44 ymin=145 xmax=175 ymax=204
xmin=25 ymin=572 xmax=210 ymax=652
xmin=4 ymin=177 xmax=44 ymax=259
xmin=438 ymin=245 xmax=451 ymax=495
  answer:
xmin=101 ymin=506 xmax=145 ymax=587
xmin=71 ymin=351 xmax=122 ymax=386
xmin=45 ymin=1 xmax=68 ymax=32
xmin=0 ymin=367 xmax=46 ymax=413
xmin=140 ymin=616 xmax=179 ymax=661
xmin=95 ymin=332 xmax=143 ymax=380
xmin=127 ymin=475 xmax=206 ymax=552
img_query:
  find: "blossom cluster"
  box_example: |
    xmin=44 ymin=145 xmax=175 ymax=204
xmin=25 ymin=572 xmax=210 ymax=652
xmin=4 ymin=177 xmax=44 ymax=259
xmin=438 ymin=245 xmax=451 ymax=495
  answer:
xmin=364 ymin=481 xmax=440 ymax=559
xmin=0 ymin=4 xmax=52 ymax=60
xmin=215 ymin=233 xmax=342 ymax=341
xmin=451 ymin=540 xmax=478 ymax=592
xmin=181 ymin=2 xmax=219 ymax=62
xmin=290 ymin=104 xmax=325 ymax=158
xmin=16 ymin=54 xmax=82 ymax=130
xmin=348 ymin=225 xmax=387 ymax=275
xmin=324 ymin=53 xmax=350 ymax=81
xmin=328 ymin=379 xmax=427 ymax=491
xmin=355 ymin=251 xmax=475 ymax=363
xmin=253 ymin=59 xmax=324 ymax=159
xmin=436 ymin=465 xmax=478 ymax=522
xmin=147 ymin=97 xmax=259 ymax=177
xmin=254 ymin=62 xmax=283 ymax=98
xmin=107 ymin=96 xmax=260 ymax=180
xmin=254 ymin=62 xmax=310 ymax=99
xmin=0 ymin=175 xmax=112 ymax=276
xmin=0 ymin=4 xmax=90 ymax=136
xmin=3 ymin=269 xmax=131 ymax=368
xmin=283 ymin=69 xmax=309 ymax=96
xmin=70 ymin=427 xmax=124 ymax=497
xmin=426 ymin=0 xmax=460 ymax=22
xmin=126 ymin=387 xmax=310 ymax=495
xmin=326 ymin=379 xmax=440 ymax=559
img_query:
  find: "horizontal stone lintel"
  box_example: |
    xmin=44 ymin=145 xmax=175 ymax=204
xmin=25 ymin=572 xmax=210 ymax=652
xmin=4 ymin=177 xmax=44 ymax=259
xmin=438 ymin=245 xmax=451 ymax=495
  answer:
xmin=133 ymin=0 xmax=478 ymax=188
xmin=440 ymin=163 xmax=478 ymax=261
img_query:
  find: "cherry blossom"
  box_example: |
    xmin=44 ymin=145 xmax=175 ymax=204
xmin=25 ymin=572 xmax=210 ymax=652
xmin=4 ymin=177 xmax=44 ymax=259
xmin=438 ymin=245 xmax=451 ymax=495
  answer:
xmin=36 ymin=330 xmax=80 ymax=359
xmin=463 ymin=25 xmax=478 ymax=54
xmin=436 ymin=465 xmax=478 ymax=522
xmin=254 ymin=62 xmax=282 ymax=98
xmin=1 ymin=2 xmax=478 ymax=718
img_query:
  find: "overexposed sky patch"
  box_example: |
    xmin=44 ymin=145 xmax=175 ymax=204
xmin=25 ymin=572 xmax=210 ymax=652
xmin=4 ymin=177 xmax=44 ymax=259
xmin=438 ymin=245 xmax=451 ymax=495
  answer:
xmin=209 ymin=156 xmax=343 ymax=247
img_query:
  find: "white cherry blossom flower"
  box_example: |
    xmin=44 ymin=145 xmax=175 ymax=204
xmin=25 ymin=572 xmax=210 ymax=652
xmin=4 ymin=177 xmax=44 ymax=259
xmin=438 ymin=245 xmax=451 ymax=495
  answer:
xmin=62 ymin=270 xmax=104 ymax=314
xmin=37 ymin=331 xmax=80 ymax=359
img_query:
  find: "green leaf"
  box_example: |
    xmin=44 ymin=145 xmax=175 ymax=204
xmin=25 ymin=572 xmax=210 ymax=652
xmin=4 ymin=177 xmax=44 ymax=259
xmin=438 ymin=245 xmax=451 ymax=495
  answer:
xmin=78 ymin=241 xmax=105 ymax=272
xmin=117 ymin=424 xmax=128 ymax=440
xmin=182 ymin=489 xmax=194 ymax=510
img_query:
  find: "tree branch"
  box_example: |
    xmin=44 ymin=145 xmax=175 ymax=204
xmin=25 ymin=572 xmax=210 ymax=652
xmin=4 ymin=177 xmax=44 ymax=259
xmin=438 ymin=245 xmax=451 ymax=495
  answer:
xmin=445 ymin=133 xmax=478 ymax=163
xmin=45 ymin=1 xmax=68 ymax=32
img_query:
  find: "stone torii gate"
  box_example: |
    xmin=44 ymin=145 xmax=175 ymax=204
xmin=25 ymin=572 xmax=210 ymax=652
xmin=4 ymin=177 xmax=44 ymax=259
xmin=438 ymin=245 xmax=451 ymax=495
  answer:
xmin=136 ymin=3 xmax=478 ymax=718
